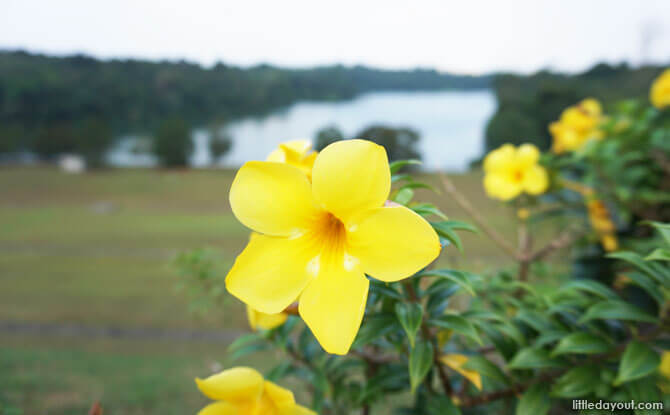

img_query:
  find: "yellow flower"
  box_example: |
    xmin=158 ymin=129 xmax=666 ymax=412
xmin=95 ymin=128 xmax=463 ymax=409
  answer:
xmin=226 ymin=139 xmax=441 ymax=355
xmin=587 ymin=199 xmax=618 ymax=252
xmin=195 ymin=367 xmax=315 ymax=415
xmin=439 ymin=354 xmax=482 ymax=391
xmin=266 ymin=140 xmax=317 ymax=179
xmin=650 ymin=69 xmax=670 ymax=109
xmin=482 ymin=144 xmax=548 ymax=201
xmin=549 ymin=98 xmax=603 ymax=154
xmin=246 ymin=305 xmax=288 ymax=331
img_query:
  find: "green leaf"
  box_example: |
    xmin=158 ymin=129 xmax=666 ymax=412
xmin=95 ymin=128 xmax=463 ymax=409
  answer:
xmin=353 ymin=313 xmax=398 ymax=348
xmin=625 ymin=271 xmax=664 ymax=305
xmin=391 ymin=173 xmax=412 ymax=183
xmin=644 ymin=220 xmax=670 ymax=245
xmin=416 ymin=269 xmax=477 ymax=296
xmin=399 ymin=181 xmax=437 ymax=193
xmin=625 ymin=377 xmax=663 ymax=415
xmin=228 ymin=332 xmax=264 ymax=353
xmin=615 ymin=341 xmax=660 ymax=385
xmin=608 ymin=251 xmax=669 ymax=286
xmin=395 ymin=302 xmax=423 ymax=348
xmin=551 ymin=365 xmax=599 ymax=398
xmin=440 ymin=220 xmax=479 ymax=234
xmin=645 ymin=248 xmax=670 ymax=262
xmin=562 ymin=279 xmax=619 ymax=300
xmin=393 ymin=187 xmax=414 ymax=205
xmin=579 ymin=301 xmax=659 ymax=324
xmin=516 ymin=383 xmax=551 ymax=415
xmin=410 ymin=203 xmax=448 ymax=220
xmin=552 ymin=332 xmax=612 ymax=356
xmin=462 ymin=356 xmax=511 ymax=386
xmin=409 ymin=338 xmax=434 ymax=393
xmin=427 ymin=395 xmax=461 ymax=415
xmin=508 ymin=347 xmax=565 ymax=370
xmin=429 ymin=314 xmax=482 ymax=345
xmin=430 ymin=221 xmax=466 ymax=252
xmin=389 ymin=159 xmax=421 ymax=174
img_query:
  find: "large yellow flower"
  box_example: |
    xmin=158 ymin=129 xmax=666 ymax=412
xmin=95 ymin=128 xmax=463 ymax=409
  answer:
xmin=650 ymin=69 xmax=670 ymax=109
xmin=482 ymin=144 xmax=548 ymax=201
xmin=549 ymin=98 xmax=603 ymax=154
xmin=195 ymin=367 xmax=315 ymax=415
xmin=266 ymin=140 xmax=317 ymax=179
xmin=226 ymin=139 xmax=440 ymax=354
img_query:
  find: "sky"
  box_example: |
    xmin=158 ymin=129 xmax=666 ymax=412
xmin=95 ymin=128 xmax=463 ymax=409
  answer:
xmin=1 ymin=0 xmax=669 ymax=74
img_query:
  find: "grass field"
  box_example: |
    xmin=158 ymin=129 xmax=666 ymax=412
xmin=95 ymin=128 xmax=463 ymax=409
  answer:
xmin=0 ymin=166 xmax=544 ymax=414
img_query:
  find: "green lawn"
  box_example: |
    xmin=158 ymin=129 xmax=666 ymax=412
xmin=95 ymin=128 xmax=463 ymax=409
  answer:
xmin=0 ymin=166 xmax=544 ymax=414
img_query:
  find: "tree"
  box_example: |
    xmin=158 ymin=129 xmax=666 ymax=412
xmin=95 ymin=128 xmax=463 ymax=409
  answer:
xmin=75 ymin=118 xmax=114 ymax=168
xmin=314 ymin=125 xmax=344 ymax=151
xmin=153 ymin=117 xmax=193 ymax=167
xmin=208 ymin=122 xmax=233 ymax=164
xmin=355 ymin=125 xmax=421 ymax=161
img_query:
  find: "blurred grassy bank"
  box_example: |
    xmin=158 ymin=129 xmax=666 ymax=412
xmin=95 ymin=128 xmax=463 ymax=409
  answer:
xmin=0 ymin=166 xmax=526 ymax=414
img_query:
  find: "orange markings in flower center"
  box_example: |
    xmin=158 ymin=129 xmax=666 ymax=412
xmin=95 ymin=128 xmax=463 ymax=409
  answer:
xmin=513 ymin=169 xmax=524 ymax=183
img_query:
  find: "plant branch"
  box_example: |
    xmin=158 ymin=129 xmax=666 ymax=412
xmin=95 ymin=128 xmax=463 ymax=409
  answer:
xmin=439 ymin=173 xmax=519 ymax=259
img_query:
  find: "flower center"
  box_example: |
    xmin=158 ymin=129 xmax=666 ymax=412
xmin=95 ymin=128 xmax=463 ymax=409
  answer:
xmin=513 ymin=169 xmax=524 ymax=183
xmin=303 ymin=211 xmax=352 ymax=276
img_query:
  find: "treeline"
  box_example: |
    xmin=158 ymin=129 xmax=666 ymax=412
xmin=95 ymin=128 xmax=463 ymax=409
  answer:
xmin=0 ymin=50 xmax=491 ymax=158
xmin=485 ymin=63 xmax=668 ymax=152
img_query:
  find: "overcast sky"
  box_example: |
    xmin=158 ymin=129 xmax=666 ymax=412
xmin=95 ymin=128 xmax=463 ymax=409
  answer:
xmin=1 ymin=0 xmax=669 ymax=74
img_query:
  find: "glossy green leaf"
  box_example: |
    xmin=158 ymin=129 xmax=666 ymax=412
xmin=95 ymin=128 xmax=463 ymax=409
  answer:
xmin=409 ymin=338 xmax=434 ymax=393
xmin=416 ymin=269 xmax=477 ymax=296
xmin=429 ymin=314 xmax=482 ymax=345
xmin=551 ymin=365 xmax=599 ymax=398
xmin=395 ymin=302 xmax=424 ymax=348
xmin=562 ymin=279 xmax=619 ymax=300
xmin=552 ymin=332 xmax=612 ymax=356
xmin=462 ymin=355 xmax=511 ymax=385
xmin=394 ymin=187 xmax=414 ymax=205
xmin=410 ymin=203 xmax=448 ymax=220
xmin=645 ymin=248 xmax=670 ymax=262
xmin=516 ymin=383 xmax=551 ymax=415
xmin=615 ymin=341 xmax=660 ymax=385
xmin=389 ymin=159 xmax=421 ymax=174
xmin=508 ymin=347 xmax=565 ymax=369
xmin=579 ymin=301 xmax=658 ymax=324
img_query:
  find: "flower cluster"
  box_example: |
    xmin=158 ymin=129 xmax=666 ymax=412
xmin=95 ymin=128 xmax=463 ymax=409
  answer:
xmin=549 ymin=98 xmax=603 ymax=154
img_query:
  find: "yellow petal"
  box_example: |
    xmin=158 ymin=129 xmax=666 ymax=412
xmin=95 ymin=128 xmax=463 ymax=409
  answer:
xmin=197 ymin=402 xmax=244 ymax=415
xmin=226 ymin=234 xmax=317 ymax=314
xmin=264 ymin=381 xmax=296 ymax=413
xmin=230 ymin=161 xmax=318 ymax=236
xmin=348 ymin=206 xmax=440 ymax=282
xmin=195 ymin=367 xmax=264 ymax=402
xmin=651 ymin=69 xmax=670 ymax=109
xmin=521 ymin=165 xmax=548 ymax=195
xmin=311 ymin=139 xmax=390 ymax=223
xmin=299 ymin=262 xmax=369 ymax=355
xmin=440 ymin=354 xmax=482 ymax=391
xmin=483 ymin=144 xmax=515 ymax=173
xmin=516 ymin=144 xmax=540 ymax=167
xmin=247 ymin=306 xmax=288 ymax=331
xmin=483 ymin=172 xmax=522 ymax=201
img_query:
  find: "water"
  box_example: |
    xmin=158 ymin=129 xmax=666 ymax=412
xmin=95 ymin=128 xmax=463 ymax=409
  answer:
xmin=110 ymin=90 xmax=496 ymax=172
